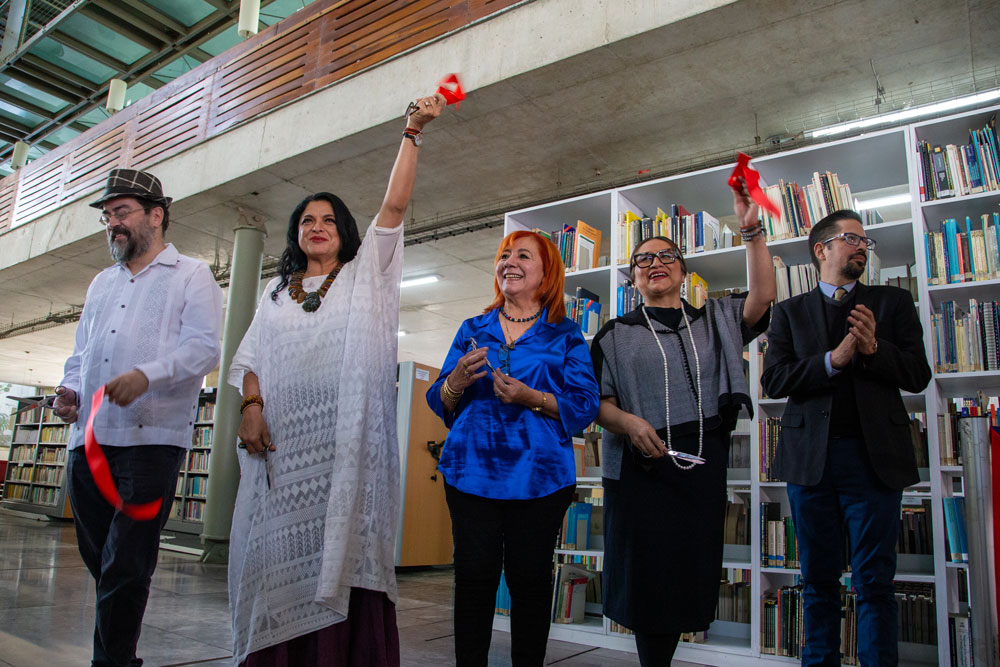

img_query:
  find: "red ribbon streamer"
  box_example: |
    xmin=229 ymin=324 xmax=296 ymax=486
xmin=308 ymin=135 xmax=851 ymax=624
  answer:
xmin=436 ymin=73 xmax=465 ymax=108
xmin=728 ymin=152 xmax=781 ymax=218
xmin=84 ymin=386 xmax=163 ymax=521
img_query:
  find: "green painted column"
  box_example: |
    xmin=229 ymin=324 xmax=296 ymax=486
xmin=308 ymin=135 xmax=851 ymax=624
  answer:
xmin=201 ymin=211 xmax=266 ymax=563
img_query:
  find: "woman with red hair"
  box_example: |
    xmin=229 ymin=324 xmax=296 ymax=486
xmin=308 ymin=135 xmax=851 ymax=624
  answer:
xmin=427 ymin=230 xmax=599 ymax=666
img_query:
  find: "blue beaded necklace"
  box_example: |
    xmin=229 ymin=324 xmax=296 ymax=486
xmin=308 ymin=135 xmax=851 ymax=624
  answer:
xmin=499 ymin=306 xmax=542 ymax=323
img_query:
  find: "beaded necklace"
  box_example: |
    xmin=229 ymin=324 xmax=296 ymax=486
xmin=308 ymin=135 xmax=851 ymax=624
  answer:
xmin=641 ymin=305 xmax=704 ymax=470
xmin=499 ymin=306 xmax=542 ymax=323
xmin=288 ymin=266 xmax=341 ymax=312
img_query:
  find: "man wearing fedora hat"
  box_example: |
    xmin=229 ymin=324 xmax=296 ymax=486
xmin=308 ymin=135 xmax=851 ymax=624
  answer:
xmin=52 ymin=168 xmax=223 ymax=667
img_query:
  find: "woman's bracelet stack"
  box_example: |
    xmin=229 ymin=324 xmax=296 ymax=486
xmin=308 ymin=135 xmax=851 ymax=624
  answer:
xmin=442 ymin=378 xmax=463 ymax=401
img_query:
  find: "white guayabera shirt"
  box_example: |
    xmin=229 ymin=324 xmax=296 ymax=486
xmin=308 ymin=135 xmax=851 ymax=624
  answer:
xmin=61 ymin=243 xmax=223 ymax=449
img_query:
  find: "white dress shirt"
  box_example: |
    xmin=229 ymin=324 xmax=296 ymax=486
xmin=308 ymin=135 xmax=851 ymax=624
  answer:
xmin=60 ymin=243 xmax=223 ymax=449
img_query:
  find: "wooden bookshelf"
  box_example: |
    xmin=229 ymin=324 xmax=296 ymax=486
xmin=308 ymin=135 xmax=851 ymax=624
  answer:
xmin=496 ymin=104 xmax=1000 ymax=665
xmin=2 ymin=395 xmax=72 ymax=519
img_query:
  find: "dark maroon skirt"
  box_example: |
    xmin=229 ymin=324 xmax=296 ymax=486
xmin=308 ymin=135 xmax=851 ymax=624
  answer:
xmin=242 ymin=587 xmax=400 ymax=667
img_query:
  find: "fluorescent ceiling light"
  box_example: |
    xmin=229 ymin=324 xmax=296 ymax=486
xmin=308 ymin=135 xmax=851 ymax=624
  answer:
xmin=397 ymin=330 xmax=407 ymax=337
xmin=854 ymin=194 xmax=911 ymax=210
xmin=400 ymin=274 xmax=440 ymax=288
xmin=807 ymin=89 xmax=1000 ymax=139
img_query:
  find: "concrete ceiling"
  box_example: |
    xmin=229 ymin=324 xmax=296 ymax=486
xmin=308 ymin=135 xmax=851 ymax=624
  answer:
xmin=1 ymin=0 xmax=999 ymax=387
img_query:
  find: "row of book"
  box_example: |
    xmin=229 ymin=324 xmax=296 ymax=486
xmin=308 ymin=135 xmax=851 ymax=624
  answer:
xmin=916 ymin=116 xmax=1000 ymax=201
xmin=931 ymin=299 xmax=1000 ymax=373
xmin=942 ymin=496 xmax=969 ymax=563
xmin=188 ymin=476 xmax=209 ymax=497
xmin=12 ymin=428 xmax=37 ymax=444
xmin=925 ymin=214 xmax=1000 ymax=285
xmin=187 ymin=451 xmax=211 ymax=473
xmin=38 ymin=446 xmax=66 ymax=464
xmin=716 ymin=580 xmax=751 ymax=623
xmin=724 ymin=500 xmax=750 ymax=546
xmin=938 ymin=396 xmax=996 ymax=465
xmin=615 ymin=271 xmax=710 ymax=315
xmin=616 ymin=206 xmax=728 ymax=264
xmin=6 ymin=467 xmax=32 ymax=482
xmin=535 ymin=221 xmax=604 ymax=273
xmin=761 ymin=582 xmax=937 ymax=660
xmin=565 ymin=286 xmax=602 ymax=335
xmin=552 ymin=563 xmax=598 ymax=624
xmin=192 ymin=426 xmax=213 ymax=448
xmin=758 ymin=172 xmax=856 ymax=242
xmin=4 ymin=484 xmax=29 ymax=500
xmin=571 ymin=432 xmax=601 ymax=477
xmin=32 ymin=467 xmax=64 ymax=486
xmin=11 ymin=405 xmax=43 ymax=424
xmin=9 ymin=445 xmax=35 ymax=461
xmin=184 ymin=499 xmax=206 ymax=521
xmin=761 ymin=414 xmax=930 ymax=481
xmin=39 ymin=424 xmax=70 ymax=443
xmin=558 ymin=501 xmax=596 ymax=550
xmin=196 ymin=401 xmax=216 ymax=422
xmin=30 ymin=486 xmax=59 ymax=506
xmin=899 ymin=499 xmax=933 ymax=555
xmin=949 ymin=615 xmax=973 ymax=667
xmin=760 ymin=502 xmax=799 ymax=569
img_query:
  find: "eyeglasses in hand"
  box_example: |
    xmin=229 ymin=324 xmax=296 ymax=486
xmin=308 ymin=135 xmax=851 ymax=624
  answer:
xmin=98 ymin=208 xmax=146 ymax=226
xmin=820 ymin=232 xmax=876 ymax=250
xmin=632 ymin=249 xmax=681 ymax=268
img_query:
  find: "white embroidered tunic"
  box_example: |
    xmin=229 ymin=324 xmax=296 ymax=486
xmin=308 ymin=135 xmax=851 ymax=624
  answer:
xmin=227 ymin=221 xmax=403 ymax=665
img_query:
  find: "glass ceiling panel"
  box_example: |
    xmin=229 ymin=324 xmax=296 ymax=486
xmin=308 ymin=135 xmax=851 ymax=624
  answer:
xmin=259 ymin=0 xmax=314 ymax=26
xmin=58 ymin=14 xmax=150 ymax=65
xmin=29 ymin=39 xmax=117 ymax=84
xmin=77 ymin=107 xmax=113 ymax=129
xmin=151 ymin=55 xmax=200 ymax=85
xmin=199 ymin=29 xmax=242 ymax=58
xmin=142 ymin=0 xmax=215 ymax=27
xmin=0 ymin=103 xmax=44 ymax=128
xmin=0 ymin=75 xmax=68 ymax=113
xmin=43 ymin=126 xmax=82 ymax=146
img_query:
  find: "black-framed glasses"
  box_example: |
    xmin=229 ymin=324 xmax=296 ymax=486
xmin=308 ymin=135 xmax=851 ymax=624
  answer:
xmin=99 ymin=207 xmax=147 ymax=226
xmin=820 ymin=232 xmax=876 ymax=250
xmin=632 ymin=249 xmax=681 ymax=268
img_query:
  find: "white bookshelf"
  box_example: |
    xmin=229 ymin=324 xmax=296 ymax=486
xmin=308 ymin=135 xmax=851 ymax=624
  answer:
xmin=496 ymin=104 xmax=1000 ymax=665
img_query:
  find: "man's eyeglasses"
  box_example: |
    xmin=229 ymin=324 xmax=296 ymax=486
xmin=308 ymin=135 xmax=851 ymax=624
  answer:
xmin=820 ymin=232 xmax=876 ymax=250
xmin=632 ymin=249 xmax=681 ymax=268
xmin=99 ymin=208 xmax=147 ymax=226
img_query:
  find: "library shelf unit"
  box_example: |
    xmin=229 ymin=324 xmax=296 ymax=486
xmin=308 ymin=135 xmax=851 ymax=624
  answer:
xmin=3 ymin=395 xmax=72 ymax=519
xmin=165 ymin=387 xmax=216 ymax=535
xmin=496 ymin=104 xmax=1000 ymax=666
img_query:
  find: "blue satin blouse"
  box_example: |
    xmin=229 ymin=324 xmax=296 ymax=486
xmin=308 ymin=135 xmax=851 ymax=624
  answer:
xmin=427 ymin=309 xmax=599 ymax=500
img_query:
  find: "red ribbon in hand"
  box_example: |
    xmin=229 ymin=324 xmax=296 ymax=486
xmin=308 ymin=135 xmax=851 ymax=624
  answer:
xmin=436 ymin=73 xmax=465 ymax=108
xmin=84 ymin=386 xmax=163 ymax=521
xmin=728 ymin=152 xmax=780 ymax=217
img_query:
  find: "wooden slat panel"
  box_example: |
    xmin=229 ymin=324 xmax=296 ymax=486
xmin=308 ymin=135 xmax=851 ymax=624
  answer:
xmin=66 ymin=128 xmax=126 ymax=184
xmin=131 ymin=128 xmax=201 ymax=171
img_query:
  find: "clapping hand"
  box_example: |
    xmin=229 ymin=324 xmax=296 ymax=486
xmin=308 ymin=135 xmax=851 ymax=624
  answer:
xmin=848 ymin=304 xmax=877 ymax=355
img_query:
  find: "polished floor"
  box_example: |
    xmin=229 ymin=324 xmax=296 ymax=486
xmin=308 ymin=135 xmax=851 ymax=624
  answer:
xmin=0 ymin=512 xmax=705 ymax=667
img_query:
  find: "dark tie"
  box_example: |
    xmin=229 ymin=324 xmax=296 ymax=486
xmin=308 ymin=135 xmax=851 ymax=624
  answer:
xmin=833 ymin=287 xmax=847 ymax=302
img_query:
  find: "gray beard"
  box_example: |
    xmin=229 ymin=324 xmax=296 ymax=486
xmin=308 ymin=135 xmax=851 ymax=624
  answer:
xmin=108 ymin=226 xmax=153 ymax=264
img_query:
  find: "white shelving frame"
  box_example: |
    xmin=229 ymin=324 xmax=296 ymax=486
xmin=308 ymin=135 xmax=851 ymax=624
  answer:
xmin=496 ymin=104 xmax=1000 ymax=666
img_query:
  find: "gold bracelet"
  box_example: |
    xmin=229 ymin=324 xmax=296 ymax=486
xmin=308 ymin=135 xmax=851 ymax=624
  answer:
xmin=531 ymin=392 xmax=547 ymax=413
xmin=441 ymin=378 xmax=464 ymax=401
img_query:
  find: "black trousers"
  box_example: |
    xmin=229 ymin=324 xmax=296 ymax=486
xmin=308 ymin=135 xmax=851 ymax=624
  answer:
xmin=67 ymin=445 xmax=185 ymax=667
xmin=445 ymin=483 xmax=574 ymax=667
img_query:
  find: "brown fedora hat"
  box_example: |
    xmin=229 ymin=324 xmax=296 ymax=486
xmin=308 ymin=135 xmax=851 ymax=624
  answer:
xmin=89 ymin=168 xmax=173 ymax=209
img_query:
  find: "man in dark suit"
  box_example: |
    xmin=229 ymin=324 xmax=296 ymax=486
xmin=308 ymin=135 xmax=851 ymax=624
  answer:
xmin=762 ymin=209 xmax=931 ymax=666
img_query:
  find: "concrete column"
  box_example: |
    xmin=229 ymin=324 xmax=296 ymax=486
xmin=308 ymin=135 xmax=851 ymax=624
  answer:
xmin=0 ymin=0 xmax=28 ymax=64
xmin=201 ymin=208 xmax=266 ymax=563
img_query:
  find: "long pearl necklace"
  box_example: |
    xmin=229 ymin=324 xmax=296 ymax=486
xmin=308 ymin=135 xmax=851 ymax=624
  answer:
xmin=642 ymin=305 xmax=704 ymax=470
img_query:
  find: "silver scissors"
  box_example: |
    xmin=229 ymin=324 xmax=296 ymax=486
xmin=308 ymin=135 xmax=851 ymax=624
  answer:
xmin=10 ymin=396 xmax=55 ymax=418
xmin=467 ymin=337 xmax=496 ymax=373
xmin=661 ymin=441 xmax=706 ymax=465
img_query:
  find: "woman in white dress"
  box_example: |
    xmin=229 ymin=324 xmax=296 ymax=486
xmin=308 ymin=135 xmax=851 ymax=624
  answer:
xmin=227 ymin=93 xmax=444 ymax=667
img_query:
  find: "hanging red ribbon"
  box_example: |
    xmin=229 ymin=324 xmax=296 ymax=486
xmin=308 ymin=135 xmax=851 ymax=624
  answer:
xmin=436 ymin=73 xmax=465 ymax=108
xmin=728 ymin=152 xmax=781 ymax=218
xmin=84 ymin=386 xmax=163 ymax=521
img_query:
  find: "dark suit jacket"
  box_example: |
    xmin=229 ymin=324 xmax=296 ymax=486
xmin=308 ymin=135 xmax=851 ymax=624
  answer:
xmin=761 ymin=284 xmax=932 ymax=489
